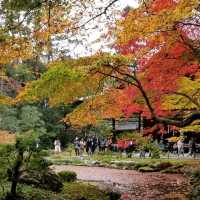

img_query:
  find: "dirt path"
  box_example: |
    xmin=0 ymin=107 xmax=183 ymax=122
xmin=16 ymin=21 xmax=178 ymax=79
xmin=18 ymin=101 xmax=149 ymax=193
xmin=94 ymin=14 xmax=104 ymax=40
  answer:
xmin=52 ymin=165 xmax=190 ymax=200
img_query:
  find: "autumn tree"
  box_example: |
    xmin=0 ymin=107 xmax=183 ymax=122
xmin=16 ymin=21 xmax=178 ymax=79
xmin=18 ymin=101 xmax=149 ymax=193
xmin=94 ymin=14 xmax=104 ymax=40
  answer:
xmin=66 ymin=0 xmax=200 ymax=129
xmin=98 ymin=0 xmax=200 ymax=128
xmin=0 ymin=0 xmax=120 ymax=64
xmin=12 ymin=0 xmax=200 ymax=132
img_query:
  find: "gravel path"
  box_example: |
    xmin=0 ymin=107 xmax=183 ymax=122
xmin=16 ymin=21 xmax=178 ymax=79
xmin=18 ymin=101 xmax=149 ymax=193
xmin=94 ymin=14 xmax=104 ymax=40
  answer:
xmin=52 ymin=165 xmax=191 ymax=200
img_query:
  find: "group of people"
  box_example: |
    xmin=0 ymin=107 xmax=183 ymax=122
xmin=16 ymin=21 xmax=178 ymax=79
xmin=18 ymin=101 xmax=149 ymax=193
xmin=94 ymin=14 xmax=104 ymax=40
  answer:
xmin=74 ymin=136 xmax=109 ymax=157
xmin=174 ymin=138 xmax=197 ymax=158
xmin=53 ymin=136 xmax=111 ymax=155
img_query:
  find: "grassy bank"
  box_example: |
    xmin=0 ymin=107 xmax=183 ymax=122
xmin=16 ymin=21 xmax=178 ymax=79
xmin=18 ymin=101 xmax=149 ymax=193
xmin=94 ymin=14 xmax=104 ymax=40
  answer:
xmin=0 ymin=182 xmax=111 ymax=200
xmin=48 ymin=150 xmax=200 ymax=173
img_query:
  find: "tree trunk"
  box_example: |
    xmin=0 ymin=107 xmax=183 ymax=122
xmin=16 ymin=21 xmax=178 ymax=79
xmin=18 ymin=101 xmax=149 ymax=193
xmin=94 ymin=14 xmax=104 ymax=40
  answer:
xmin=9 ymin=148 xmax=24 ymax=198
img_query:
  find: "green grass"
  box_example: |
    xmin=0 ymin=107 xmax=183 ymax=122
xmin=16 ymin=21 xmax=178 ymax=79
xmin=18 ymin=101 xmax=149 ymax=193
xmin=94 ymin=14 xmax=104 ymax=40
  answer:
xmin=47 ymin=149 xmax=200 ymax=174
xmin=61 ymin=182 xmax=110 ymax=200
xmin=0 ymin=182 xmax=110 ymax=200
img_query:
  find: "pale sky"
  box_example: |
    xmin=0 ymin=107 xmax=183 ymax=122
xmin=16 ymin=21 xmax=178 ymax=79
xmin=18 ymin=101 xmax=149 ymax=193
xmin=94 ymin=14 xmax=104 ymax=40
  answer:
xmin=55 ymin=0 xmax=140 ymax=58
xmin=119 ymin=0 xmax=139 ymax=8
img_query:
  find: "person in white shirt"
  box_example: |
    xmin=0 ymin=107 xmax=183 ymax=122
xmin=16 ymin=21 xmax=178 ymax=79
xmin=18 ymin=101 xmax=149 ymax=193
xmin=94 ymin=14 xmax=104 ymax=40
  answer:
xmin=54 ymin=138 xmax=61 ymax=153
xmin=177 ymin=138 xmax=184 ymax=157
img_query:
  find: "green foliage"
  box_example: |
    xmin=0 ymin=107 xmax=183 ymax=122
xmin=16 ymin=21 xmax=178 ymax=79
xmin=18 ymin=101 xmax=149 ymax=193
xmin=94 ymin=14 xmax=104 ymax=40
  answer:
xmin=20 ymin=62 xmax=88 ymax=105
xmin=4 ymin=60 xmax=47 ymax=85
xmin=134 ymin=162 xmax=149 ymax=170
xmin=19 ymin=105 xmax=45 ymax=132
xmin=13 ymin=64 xmax=35 ymax=83
xmin=0 ymin=182 xmax=110 ymax=200
xmin=138 ymin=166 xmax=155 ymax=172
xmin=87 ymin=122 xmax=112 ymax=138
xmin=2 ymin=0 xmax=43 ymax=11
xmin=191 ymin=170 xmax=200 ymax=182
xmin=0 ymin=105 xmax=19 ymax=132
xmin=189 ymin=169 xmax=200 ymax=200
xmin=0 ymin=104 xmax=46 ymax=134
xmin=58 ymin=171 xmax=77 ymax=182
xmin=62 ymin=182 xmax=110 ymax=200
xmin=154 ymin=162 xmax=173 ymax=171
xmin=147 ymin=142 xmax=161 ymax=159
xmin=0 ymin=133 xmax=64 ymax=198
xmin=0 ymin=101 xmax=79 ymax=149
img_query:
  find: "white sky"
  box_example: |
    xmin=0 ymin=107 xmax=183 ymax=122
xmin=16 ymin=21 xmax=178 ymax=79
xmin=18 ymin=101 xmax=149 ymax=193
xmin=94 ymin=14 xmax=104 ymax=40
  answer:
xmin=55 ymin=0 xmax=140 ymax=58
xmin=119 ymin=0 xmax=139 ymax=8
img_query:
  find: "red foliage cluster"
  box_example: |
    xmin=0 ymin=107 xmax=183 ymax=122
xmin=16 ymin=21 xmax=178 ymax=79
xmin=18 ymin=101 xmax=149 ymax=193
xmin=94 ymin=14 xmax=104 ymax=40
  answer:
xmin=143 ymin=124 xmax=166 ymax=136
xmin=115 ymin=39 xmax=158 ymax=55
xmin=150 ymin=0 xmax=177 ymax=12
xmin=116 ymin=40 xmax=199 ymax=120
xmin=113 ymin=0 xmax=200 ymax=134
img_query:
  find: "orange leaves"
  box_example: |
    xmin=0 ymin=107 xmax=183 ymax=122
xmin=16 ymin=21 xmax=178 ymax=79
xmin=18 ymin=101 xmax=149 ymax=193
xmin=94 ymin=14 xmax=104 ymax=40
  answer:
xmin=65 ymin=89 xmax=123 ymax=126
xmin=150 ymin=0 xmax=177 ymax=12
xmin=0 ymin=38 xmax=33 ymax=64
xmin=0 ymin=94 xmax=14 ymax=105
xmin=169 ymin=42 xmax=188 ymax=58
xmin=0 ymin=130 xmax=16 ymax=144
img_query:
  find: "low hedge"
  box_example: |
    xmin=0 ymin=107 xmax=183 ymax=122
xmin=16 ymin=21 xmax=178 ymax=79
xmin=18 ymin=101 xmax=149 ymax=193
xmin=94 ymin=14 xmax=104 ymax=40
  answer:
xmin=58 ymin=171 xmax=77 ymax=182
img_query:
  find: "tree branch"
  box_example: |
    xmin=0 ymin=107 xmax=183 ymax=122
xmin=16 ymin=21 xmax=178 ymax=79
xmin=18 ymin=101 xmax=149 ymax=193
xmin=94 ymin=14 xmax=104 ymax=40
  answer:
xmin=174 ymin=91 xmax=200 ymax=109
xmin=155 ymin=111 xmax=200 ymax=127
xmin=76 ymin=0 xmax=119 ymax=29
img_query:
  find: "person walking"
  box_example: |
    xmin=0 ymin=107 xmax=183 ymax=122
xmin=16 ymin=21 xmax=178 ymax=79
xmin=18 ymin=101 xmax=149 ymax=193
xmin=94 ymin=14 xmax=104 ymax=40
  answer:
xmin=91 ymin=135 xmax=97 ymax=154
xmin=54 ymin=138 xmax=61 ymax=153
xmin=74 ymin=137 xmax=80 ymax=156
xmin=177 ymin=138 xmax=184 ymax=157
xmin=79 ymin=138 xmax=85 ymax=158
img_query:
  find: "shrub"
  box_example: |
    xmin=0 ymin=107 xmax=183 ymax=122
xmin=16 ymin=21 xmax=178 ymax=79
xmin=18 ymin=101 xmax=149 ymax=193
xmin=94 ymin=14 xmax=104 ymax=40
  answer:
xmin=190 ymin=185 xmax=200 ymax=200
xmin=58 ymin=171 xmax=77 ymax=182
xmin=191 ymin=170 xmax=200 ymax=182
xmin=150 ymin=147 xmax=160 ymax=159
xmin=138 ymin=166 xmax=155 ymax=172
xmin=20 ymin=171 xmax=63 ymax=192
xmin=134 ymin=162 xmax=149 ymax=170
xmin=39 ymin=150 xmax=50 ymax=157
xmin=161 ymin=168 xmax=180 ymax=174
xmin=189 ymin=169 xmax=200 ymax=200
xmin=155 ymin=162 xmax=173 ymax=171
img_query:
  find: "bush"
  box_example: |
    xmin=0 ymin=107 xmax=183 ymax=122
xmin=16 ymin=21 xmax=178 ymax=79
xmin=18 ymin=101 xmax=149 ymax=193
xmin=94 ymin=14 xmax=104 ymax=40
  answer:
xmin=161 ymin=168 xmax=180 ymax=174
xmin=138 ymin=166 xmax=155 ymax=172
xmin=188 ymin=169 xmax=200 ymax=200
xmin=58 ymin=171 xmax=77 ymax=182
xmin=191 ymin=170 xmax=200 ymax=182
xmin=39 ymin=150 xmax=50 ymax=157
xmin=190 ymin=185 xmax=200 ymax=200
xmin=134 ymin=162 xmax=149 ymax=170
xmin=150 ymin=147 xmax=160 ymax=159
xmin=155 ymin=162 xmax=173 ymax=171
xmin=20 ymin=171 xmax=63 ymax=192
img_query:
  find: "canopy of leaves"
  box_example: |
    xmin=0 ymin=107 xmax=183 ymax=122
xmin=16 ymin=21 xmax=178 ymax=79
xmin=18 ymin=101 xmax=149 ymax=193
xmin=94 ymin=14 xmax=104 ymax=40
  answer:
xmin=0 ymin=104 xmax=46 ymax=133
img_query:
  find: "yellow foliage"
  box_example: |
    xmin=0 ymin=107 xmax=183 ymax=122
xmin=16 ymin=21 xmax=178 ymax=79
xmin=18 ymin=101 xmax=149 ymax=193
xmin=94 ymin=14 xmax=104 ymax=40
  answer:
xmin=163 ymin=77 xmax=200 ymax=110
xmin=167 ymin=136 xmax=180 ymax=142
xmin=180 ymin=120 xmax=200 ymax=133
xmin=0 ymin=94 xmax=14 ymax=105
xmin=116 ymin=0 xmax=199 ymax=45
xmin=65 ymin=89 xmax=125 ymax=126
xmin=0 ymin=38 xmax=33 ymax=64
xmin=16 ymin=54 xmax=132 ymax=106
